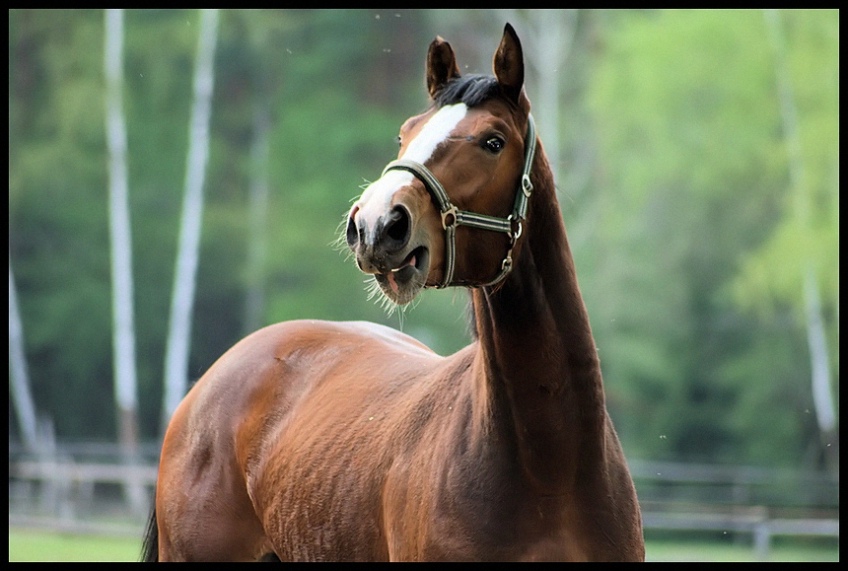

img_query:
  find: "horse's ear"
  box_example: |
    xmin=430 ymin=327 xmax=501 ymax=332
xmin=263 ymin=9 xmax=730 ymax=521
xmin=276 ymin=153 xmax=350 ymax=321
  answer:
xmin=493 ymin=23 xmax=524 ymax=104
xmin=427 ymin=36 xmax=461 ymax=100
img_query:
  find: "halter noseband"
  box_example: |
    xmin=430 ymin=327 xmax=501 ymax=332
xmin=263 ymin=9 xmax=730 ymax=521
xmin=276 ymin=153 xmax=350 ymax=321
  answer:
xmin=381 ymin=114 xmax=536 ymax=289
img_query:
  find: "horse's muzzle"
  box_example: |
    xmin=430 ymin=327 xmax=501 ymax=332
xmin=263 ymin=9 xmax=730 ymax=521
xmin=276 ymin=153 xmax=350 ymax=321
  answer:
xmin=346 ymin=204 xmax=413 ymax=275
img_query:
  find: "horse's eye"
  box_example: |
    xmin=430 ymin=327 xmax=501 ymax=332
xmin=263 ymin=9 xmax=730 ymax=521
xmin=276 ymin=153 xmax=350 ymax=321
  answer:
xmin=484 ymin=136 xmax=505 ymax=154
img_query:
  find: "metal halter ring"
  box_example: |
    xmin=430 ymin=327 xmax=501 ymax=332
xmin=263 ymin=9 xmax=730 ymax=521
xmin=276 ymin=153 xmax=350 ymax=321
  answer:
xmin=441 ymin=206 xmax=458 ymax=230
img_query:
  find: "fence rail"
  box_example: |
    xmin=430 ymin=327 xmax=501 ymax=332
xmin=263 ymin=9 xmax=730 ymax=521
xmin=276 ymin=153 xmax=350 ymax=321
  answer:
xmin=639 ymin=501 xmax=838 ymax=561
xmin=11 ymin=459 xmax=158 ymax=485
xmin=9 ymin=454 xmax=157 ymax=522
xmin=8 ymin=445 xmax=839 ymax=561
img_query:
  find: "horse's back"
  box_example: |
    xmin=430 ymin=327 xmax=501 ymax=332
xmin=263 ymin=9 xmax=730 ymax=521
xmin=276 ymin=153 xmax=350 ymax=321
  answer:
xmin=166 ymin=319 xmax=440 ymax=463
xmin=155 ymin=319 xmax=443 ymax=561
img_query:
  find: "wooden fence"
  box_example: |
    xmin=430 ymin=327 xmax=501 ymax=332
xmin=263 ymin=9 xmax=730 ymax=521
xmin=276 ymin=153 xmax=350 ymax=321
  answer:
xmin=8 ymin=444 xmax=839 ymax=560
xmin=630 ymin=458 xmax=838 ymax=560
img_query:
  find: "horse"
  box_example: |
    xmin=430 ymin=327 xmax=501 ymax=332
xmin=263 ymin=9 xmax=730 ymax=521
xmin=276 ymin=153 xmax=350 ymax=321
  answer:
xmin=141 ymin=23 xmax=644 ymax=562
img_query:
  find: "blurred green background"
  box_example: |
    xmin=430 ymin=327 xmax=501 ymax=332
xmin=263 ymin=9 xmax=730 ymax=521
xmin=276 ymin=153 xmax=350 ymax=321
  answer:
xmin=9 ymin=9 xmax=838 ymax=475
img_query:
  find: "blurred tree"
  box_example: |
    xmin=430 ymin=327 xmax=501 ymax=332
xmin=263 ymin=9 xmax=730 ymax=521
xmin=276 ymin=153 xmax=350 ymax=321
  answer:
xmin=104 ymin=8 xmax=146 ymax=514
xmin=587 ymin=9 xmax=837 ymax=468
xmin=253 ymin=10 xmax=473 ymax=356
xmin=104 ymin=8 xmax=141 ymax=456
xmin=9 ymin=258 xmax=40 ymax=450
xmin=748 ymin=9 xmax=837 ymax=468
xmin=9 ymin=10 xmax=836 ymax=475
xmin=10 ymin=9 xmax=116 ymax=439
xmin=161 ymin=9 xmax=220 ymax=429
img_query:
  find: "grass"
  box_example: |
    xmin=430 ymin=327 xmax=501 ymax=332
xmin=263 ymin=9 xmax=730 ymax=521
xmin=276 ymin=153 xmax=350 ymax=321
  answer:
xmin=8 ymin=527 xmax=839 ymax=562
xmin=645 ymin=537 xmax=839 ymax=562
xmin=9 ymin=528 xmax=145 ymax=562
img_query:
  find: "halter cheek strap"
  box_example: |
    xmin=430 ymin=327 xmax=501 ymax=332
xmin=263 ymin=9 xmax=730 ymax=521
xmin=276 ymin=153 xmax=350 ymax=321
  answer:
xmin=381 ymin=114 xmax=536 ymax=289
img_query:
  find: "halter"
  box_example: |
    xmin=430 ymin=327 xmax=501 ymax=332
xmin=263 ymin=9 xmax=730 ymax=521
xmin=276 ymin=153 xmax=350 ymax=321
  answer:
xmin=381 ymin=114 xmax=536 ymax=289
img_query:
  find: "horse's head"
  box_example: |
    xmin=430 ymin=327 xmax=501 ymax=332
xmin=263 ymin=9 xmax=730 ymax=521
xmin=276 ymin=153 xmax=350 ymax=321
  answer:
xmin=345 ymin=23 xmax=534 ymax=305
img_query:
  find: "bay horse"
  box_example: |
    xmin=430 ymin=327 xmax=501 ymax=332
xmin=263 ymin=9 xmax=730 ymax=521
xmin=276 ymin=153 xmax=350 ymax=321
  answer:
xmin=142 ymin=23 xmax=644 ymax=562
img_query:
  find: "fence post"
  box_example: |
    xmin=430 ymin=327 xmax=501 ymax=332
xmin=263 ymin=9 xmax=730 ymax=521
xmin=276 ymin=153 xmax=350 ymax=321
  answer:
xmin=753 ymin=506 xmax=771 ymax=561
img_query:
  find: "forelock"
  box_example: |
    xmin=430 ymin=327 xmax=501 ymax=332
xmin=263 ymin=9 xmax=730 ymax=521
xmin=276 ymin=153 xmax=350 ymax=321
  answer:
xmin=433 ymin=74 xmax=500 ymax=108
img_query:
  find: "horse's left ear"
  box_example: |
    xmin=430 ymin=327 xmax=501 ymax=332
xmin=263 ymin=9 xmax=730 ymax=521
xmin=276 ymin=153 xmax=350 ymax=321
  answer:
xmin=427 ymin=36 xmax=461 ymax=100
xmin=493 ymin=23 xmax=524 ymax=104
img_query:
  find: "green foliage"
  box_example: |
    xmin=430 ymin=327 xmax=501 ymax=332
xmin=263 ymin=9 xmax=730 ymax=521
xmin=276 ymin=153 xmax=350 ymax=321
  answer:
xmin=731 ymin=10 xmax=839 ymax=319
xmin=10 ymin=9 xmax=116 ymax=438
xmin=9 ymin=9 xmax=469 ymax=442
xmin=8 ymin=10 xmax=838 ymax=470
xmin=585 ymin=9 xmax=837 ymax=466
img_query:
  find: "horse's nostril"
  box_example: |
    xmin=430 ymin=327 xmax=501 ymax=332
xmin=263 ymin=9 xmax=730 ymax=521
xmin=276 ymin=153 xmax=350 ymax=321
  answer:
xmin=384 ymin=205 xmax=411 ymax=247
xmin=345 ymin=214 xmax=360 ymax=248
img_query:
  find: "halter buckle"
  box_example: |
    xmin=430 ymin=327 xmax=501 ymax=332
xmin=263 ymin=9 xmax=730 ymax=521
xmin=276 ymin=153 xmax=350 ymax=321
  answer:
xmin=441 ymin=206 xmax=458 ymax=230
xmin=521 ymin=173 xmax=533 ymax=197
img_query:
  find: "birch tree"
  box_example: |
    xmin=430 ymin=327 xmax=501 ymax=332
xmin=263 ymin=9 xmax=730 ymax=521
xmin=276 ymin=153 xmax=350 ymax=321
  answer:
xmin=585 ymin=9 xmax=837 ymax=464
xmin=161 ymin=9 xmax=220 ymax=428
xmin=763 ymin=9 xmax=836 ymax=466
xmin=9 ymin=258 xmax=39 ymax=451
xmin=105 ymin=8 xmax=147 ymax=515
xmin=104 ymin=8 xmax=140 ymax=456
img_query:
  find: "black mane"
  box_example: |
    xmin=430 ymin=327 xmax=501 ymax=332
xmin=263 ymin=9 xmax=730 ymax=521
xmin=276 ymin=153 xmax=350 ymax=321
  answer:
xmin=434 ymin=74 xmax=501 ymax=108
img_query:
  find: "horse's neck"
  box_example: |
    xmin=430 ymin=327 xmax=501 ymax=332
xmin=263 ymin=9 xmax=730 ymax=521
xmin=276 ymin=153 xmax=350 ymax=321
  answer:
xmin=470 ymin=150 xmax=605 ymax=490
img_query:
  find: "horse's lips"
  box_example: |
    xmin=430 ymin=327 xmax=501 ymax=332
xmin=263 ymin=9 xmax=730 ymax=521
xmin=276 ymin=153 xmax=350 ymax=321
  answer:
xmin=387 ymin=254 xmax=416 ymax=293
xmin=374 ymin=246 xmax=428 ymax=303
xmin=390 ymin=254 xmax=417 ymax=274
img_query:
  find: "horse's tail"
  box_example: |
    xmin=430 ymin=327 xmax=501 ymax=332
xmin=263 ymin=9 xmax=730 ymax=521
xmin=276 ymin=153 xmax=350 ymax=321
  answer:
xmin=140 ymin=504 xmax=159 ymax=562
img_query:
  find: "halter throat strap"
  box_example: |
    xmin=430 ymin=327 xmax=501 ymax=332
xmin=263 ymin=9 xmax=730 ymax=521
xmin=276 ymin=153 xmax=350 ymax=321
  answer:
xmin=381 ymin=114 xmax=536 ymax=289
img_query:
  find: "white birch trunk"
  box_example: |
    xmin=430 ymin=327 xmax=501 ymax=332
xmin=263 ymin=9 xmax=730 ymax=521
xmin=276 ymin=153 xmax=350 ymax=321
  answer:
xmin=764 ymin=10 xmax=836 ymax=446
xmin=104 ymin=8 xmax=140 ymax=448
xmin=105 ymin=8 xmax=146 ymax=515
xmin=161 ymin=9 xmax=220 ymax=428
xmin=9 ymin=259 xmax=39 ymax=450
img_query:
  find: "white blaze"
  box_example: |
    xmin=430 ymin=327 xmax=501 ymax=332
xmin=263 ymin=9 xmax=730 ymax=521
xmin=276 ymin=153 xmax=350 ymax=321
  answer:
xmin=354 ymin=103 xmax=468 ymax=241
